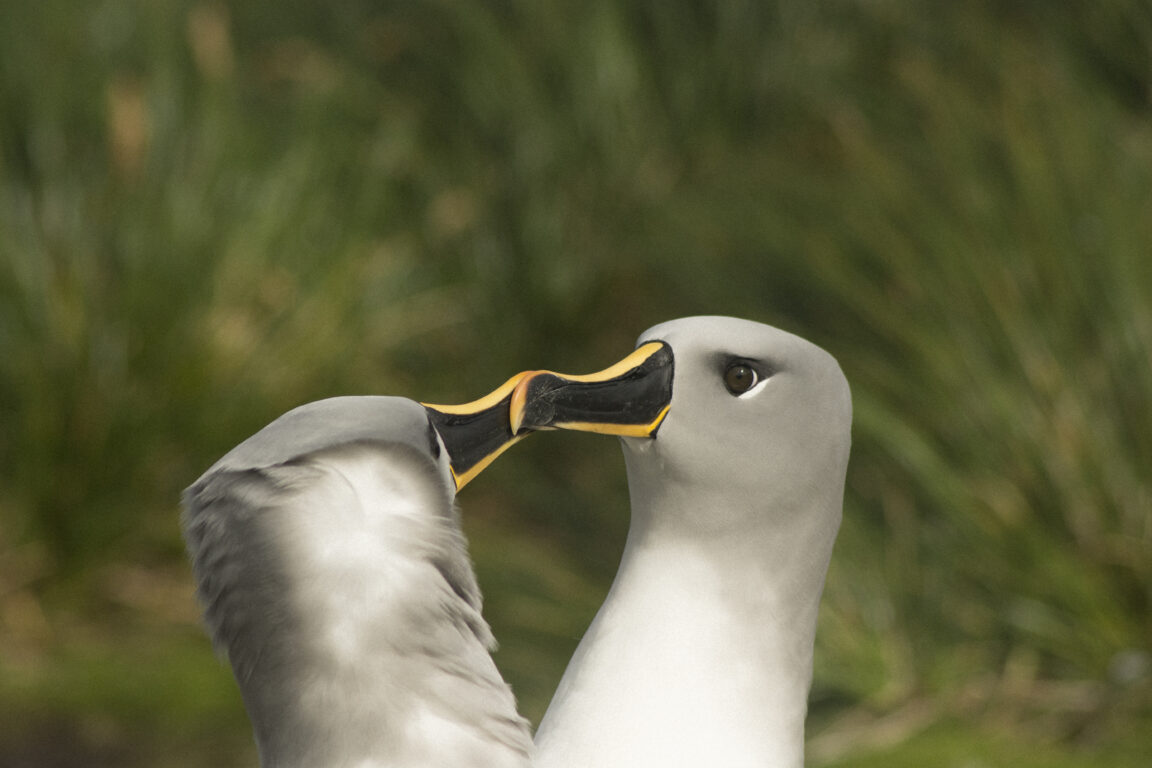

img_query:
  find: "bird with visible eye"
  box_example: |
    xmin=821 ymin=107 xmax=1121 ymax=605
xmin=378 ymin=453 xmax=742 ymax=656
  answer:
xmin=181 ymin=315 xmax=851 ymax=768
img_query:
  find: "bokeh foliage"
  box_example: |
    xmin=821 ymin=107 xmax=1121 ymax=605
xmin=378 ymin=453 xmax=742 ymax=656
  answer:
xmin=1 ymin=0 xmax=1150 ymax=765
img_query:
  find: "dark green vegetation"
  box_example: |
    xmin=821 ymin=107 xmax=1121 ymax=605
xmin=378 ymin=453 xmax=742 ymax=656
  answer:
xmin=2 ymin=0 xmax=1150 ymax=765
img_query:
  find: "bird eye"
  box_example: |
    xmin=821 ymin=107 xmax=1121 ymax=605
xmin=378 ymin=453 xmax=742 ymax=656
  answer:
xmin=723 ymin=362 xmax=759 ymax=395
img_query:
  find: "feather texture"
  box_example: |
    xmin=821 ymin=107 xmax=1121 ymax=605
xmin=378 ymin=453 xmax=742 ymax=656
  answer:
xmin=183 ymin=398 xmax=532 ymax=768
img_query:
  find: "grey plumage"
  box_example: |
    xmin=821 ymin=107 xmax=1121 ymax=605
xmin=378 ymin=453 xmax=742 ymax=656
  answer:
xmin=183 ymin=397 xmax=532 ymax=768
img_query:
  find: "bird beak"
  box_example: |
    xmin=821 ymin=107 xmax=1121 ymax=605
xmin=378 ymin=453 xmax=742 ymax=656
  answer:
xmin=507 ymin=341 xmax=674 ymax=438
xmin=422 ymin=341 xmax=673 ymax=492
xmin=422 ymin=372 xmax=535 ymax=491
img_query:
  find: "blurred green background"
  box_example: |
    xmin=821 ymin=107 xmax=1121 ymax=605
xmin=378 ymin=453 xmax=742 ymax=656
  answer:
xmin=2 ymin=0 xmax=1150 ymax=765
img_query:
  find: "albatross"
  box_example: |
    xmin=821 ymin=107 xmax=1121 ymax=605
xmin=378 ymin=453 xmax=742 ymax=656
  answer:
xmin=182 ymin=315 xmax=852 ymax=768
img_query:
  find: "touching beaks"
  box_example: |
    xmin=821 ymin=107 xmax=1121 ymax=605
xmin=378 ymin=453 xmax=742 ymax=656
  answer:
xmin=422 ymin=340 xmax=674 ymax=492
xmin=422 ymin=372 xmax=532 ymax=491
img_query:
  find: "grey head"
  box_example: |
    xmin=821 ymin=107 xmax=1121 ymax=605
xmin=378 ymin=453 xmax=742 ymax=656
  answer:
xmin=625 ymin=315 xmax=853 ymax=542
xmin=512 ymin=314 xmax=853 ymax=551
xmin=182 ymin=396 xmax=533 ymax=768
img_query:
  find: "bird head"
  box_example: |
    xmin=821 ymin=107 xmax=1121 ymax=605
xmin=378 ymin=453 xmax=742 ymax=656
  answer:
xmin=506 ymin=316 xmax=852 ymax=537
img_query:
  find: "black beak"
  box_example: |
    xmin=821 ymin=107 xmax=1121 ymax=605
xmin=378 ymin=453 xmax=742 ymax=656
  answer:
xmin=509 ymin=341 xmax=674 ymax=438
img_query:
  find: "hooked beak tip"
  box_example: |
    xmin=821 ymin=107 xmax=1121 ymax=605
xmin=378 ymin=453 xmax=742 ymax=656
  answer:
xmin=508 ymin=373 xmax=533 ymax=436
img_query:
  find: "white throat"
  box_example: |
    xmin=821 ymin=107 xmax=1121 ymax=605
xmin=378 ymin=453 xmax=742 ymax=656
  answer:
xmin=534 ymin=441 xmax=842 ymax=768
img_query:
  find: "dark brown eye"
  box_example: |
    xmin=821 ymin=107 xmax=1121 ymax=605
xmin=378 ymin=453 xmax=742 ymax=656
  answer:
xmin=723 ymin=363 xmax=759 ymax=395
